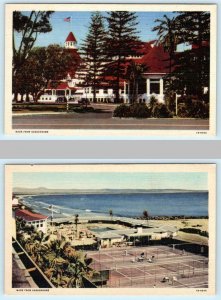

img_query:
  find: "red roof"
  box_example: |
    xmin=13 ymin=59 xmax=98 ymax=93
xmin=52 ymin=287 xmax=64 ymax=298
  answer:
xmin=46 ymin=82 xmax=77 ymax=90
xmin=192 ymin=41 xmax=209 ymax=49
xmin=56 ymin=82 xmax=70 ymax=89
xmin=66 ymin=32 xmax=77 ymax=42
xmin=15 ymin=209 xmax=48 ymax=221
xmin=98 ymin=76 xmax=124 ymax=88
xmin=139 ymin=43 xmax=171 ymax=73
xmin=66 ymin=48 xmax=81 ymax=60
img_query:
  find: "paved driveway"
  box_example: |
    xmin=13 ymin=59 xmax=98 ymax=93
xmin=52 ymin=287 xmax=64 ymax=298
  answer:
xmin=13 ymin=112 xmax=209 ymax=130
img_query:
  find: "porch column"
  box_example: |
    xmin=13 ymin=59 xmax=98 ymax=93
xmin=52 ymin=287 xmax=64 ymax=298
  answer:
xmin=160 ymin=78 xmax=164 ymax=95
xmin=123 ymin=81 xmax=126 ymax=103
xmin=146 ymin=78 xmax=150 ymax=96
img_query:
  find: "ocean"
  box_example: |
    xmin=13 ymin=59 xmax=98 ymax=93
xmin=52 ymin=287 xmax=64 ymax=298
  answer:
xmin=21 ymin=192 xmax=208 ymax=218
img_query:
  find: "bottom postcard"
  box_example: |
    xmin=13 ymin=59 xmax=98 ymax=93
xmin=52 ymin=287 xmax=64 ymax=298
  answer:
xmin=5 ymin=164 xmax=216 ymax=295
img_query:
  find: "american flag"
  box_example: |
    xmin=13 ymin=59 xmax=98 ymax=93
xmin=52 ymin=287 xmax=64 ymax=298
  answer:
xmin=64 ymin=16 xmax=71 ymax=22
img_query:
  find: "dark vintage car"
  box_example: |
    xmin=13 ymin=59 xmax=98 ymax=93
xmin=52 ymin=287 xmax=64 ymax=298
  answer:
xmin=56 ymin=96 xmax=67 ymax=103
xmin=78 ymin=98 xmax=90 ymax=105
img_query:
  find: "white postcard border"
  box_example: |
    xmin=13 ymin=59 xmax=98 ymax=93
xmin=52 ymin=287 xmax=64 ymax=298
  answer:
xmin=5 ymin=163 xmax=216 ymax=295
xmin=4 ymin=3 xmax=217 ymax=137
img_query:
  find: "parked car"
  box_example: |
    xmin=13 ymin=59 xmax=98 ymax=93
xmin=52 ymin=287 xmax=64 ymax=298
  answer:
xmin=78 ymin=98 xmax=89 ymax=105
xmin=56 ymin=96 xmax=67 ymax=103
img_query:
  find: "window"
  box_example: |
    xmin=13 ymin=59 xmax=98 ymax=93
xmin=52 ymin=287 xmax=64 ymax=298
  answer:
xmin=45 ymin=90 xmax=52 ymax=95
xmin=150 ymin=79 xmax=160 ymax=94
xmin=57 ymin=90 xmax=65 ymax=96
xmin=103 ymin=89 xmax=108 ymax=94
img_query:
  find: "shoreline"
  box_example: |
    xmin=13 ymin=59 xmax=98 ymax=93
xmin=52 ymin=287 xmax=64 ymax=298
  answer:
xmin=19 ymin=196 xmax=208 ymax=220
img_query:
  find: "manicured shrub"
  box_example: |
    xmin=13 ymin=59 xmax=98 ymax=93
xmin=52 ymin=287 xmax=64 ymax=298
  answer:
xmin=191 ymin=102 xmax=209 ymax=119
xmin=178 ymin=101 xmax=209 ymax=119
xmin=113 ymin=104 xmax=131 ymax=118
xmin=113 ymin=103 xmax=150 ymax=118
xmin=130 ymin=103 xmax=151 ymax=118
xmin=152 ymin=103 xmax=172 ymax=118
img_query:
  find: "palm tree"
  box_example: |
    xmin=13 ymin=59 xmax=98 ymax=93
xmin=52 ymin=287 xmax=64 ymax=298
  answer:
xmin=74 ymin=214 xmax=79 ymax=239
xmin=149 ymin=95 xmax=158 ymax=115
xmin=126 ymin=61 xmax=147 ymax=103
xmin=65 ymin=251 xmax=94 ymax=288
xmin=109 ymin=209 xmax=113 ymax=221
xmin=143 ymin=210 xmax=149 ymax=224
xmin=152 ymin=15 xmax=177 ymax=74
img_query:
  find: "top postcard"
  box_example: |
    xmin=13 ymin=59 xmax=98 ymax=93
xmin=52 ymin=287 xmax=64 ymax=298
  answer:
xmin=5 ymin=3 xmax=217 ymax=137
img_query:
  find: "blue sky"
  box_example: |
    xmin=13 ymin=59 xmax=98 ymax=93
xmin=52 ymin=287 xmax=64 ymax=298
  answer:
xmin=16 ymin=11 xmax=176 ymax=48
xmin=13 ymin=171 xmax=208 ymax=191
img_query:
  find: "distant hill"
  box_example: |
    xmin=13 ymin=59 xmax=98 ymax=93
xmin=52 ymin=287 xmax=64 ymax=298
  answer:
xmin=13 ymin=187 xmax=208 ymax=195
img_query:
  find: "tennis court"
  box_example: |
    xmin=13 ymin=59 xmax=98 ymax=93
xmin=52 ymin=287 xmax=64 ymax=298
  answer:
xmin=87 ymin=245 xmax=208 ymax=288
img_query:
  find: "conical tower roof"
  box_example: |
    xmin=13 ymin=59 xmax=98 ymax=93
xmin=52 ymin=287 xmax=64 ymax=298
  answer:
xmin=65 ymin=32 xmax=77 ymax=42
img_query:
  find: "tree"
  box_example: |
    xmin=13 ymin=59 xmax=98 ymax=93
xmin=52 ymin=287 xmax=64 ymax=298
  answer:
xmin=13 ymin=45 xmax=79 ymax=102
xmin=13 ymin=11 xmax=53 ymax=76
xmin=105 ymin=11 xmax=141 ymax=102
xmin=109 ymin=209 xmax=113 ymax=220
xmin=74 ymin=214 xmax=79 ymax=238
xmin=80 ymin=12 xmax=107 ymax=102
xmin=143 ymin=210 xmax=149 ymax=224
xmin=16 ymin=218 xmax=95 ymax=288
xmin=173 ymin=12 xmax=210 ymax=98
xmin=153 ymin=12 xmax=210 ymax=102
xmin=125 ymin=61 xmax=147 ymax=103
xmin=152 ymin=15 xmax=177 ymax=75
xmin=65 ymin=252 xmax=93 ymax=288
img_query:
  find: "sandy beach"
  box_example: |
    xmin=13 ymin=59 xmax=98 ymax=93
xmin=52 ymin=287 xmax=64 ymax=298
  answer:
xmin=47 ymin=217 xmax=208 ymax=247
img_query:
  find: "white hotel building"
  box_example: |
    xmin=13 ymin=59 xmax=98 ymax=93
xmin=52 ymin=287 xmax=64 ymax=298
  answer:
xmin=44 ymin=32 xmax=171 ymax=104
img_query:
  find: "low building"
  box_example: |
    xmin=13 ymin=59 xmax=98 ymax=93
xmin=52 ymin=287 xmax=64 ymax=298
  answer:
xmin=15 ymin=209 xmax=48 ymax=234
xmin=92 ymin=225 xmax=178 ymax=248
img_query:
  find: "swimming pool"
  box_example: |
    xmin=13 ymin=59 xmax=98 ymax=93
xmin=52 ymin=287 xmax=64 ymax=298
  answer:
xmin=90 ymin=227 xmax=114 ymax=233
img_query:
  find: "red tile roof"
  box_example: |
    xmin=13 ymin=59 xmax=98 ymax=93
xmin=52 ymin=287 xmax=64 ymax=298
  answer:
xmin=192 ymin=41 xmax=209 ymax=49
xmin=66 ymin=32 xmax=77 ymax=42
xmin=56 ymin=82 xmax=70 ymax=89
xmin=139 ymin=43 xmax=171 ymax=73
xmin=15 ymin=209 xmax=48 ymax=221
xmin=46 ymin=82 xmax=77 ymax=90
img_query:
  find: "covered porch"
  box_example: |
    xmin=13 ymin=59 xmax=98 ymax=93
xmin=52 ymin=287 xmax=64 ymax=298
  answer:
xmin=123 ymin=73 xmax=165 ymax=104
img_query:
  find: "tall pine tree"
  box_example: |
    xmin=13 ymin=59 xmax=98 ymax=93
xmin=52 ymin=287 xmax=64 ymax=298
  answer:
xmin=105 ymin=11 xmax=140 ymax=102
xmin=80 ymin=12 xmax=107 ymax=102
xmin=173 ymin=12 xmax=210 ymax=98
